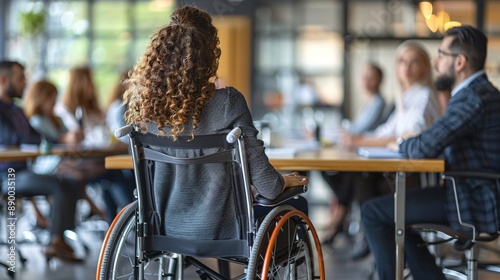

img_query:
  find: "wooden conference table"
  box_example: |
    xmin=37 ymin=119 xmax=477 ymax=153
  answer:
xmin=0 ymin=143 xmax=129 ymax=162
xmin=105 ymin=147 xmax=444 ymax=280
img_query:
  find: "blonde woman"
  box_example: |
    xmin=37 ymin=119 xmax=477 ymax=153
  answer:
xmin=340 ymin=40 xmax=441 ymax=147
xmin=322 ymin=41 xmax=441 ymax=257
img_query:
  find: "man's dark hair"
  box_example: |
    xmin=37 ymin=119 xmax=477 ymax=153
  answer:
xmin=0 ymin=61 xmax=24 ymax=77
xmin=445 ymin=25 xmax=487 ymax=72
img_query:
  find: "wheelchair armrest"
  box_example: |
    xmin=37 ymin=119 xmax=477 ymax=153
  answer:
xmin=254 ymin=185 xmax=308 ymax=207
xmin=443 ymin=171 xmax=500 ymax=181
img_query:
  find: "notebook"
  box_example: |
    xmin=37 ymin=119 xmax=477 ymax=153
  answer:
xmin=357 ymin=147 xmax=404 ymax=159
xmin=265 ymin=148 xmax=297 ymax=159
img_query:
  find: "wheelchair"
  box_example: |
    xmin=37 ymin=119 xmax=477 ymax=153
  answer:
xmin=96 ymin=125 xmax=325 ymax=280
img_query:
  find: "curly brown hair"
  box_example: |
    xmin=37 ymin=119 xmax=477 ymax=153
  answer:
xmin=124 ymin=5 xmax=221 ymax=139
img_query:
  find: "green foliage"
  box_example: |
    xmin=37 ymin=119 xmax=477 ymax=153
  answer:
xmin=19 ymin=10 xmax=46 ymax=37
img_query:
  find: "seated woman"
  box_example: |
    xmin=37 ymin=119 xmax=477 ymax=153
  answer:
xmin=122 ymin=5 xmax=308 ymax=226
xmin=322 ymin=63 xmax=387 ymax=246
xmin=53 ymin=67 xmax=134 ymax=222
xmin=24 ymin=80 xmax=107 ymax=221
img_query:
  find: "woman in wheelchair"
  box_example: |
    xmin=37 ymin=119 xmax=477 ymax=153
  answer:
xmin=122 ymin=5 xmax=309 ymax=211
xmin=96 ymin=5 xmax=324 ymax=280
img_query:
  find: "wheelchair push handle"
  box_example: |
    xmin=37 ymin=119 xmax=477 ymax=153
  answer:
xmin=115 ymin=125 xmax=241 ymax=142
xmin=115 ymin=125 xmax=134 ymax=139
xmin=226 ymin=127 xmax=242 ymax=143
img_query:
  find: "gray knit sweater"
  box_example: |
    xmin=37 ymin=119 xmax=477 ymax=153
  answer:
xmin=147 ymin=87 xmax=284 ymax=240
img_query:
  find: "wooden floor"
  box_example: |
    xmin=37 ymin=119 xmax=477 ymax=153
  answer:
xmin=1 ymin=171 xmax=499 ymax=280
xmin=0 ymin=210 xmax=378 ymax=280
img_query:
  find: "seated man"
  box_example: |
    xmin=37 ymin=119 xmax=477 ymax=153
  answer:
xmin=362 ymin=26 xmax=500 ymax=280
xmin=0 ymin=61 xmax=81 ymax=262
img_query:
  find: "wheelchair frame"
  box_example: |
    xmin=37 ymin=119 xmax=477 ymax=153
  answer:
xmin=96 ymin=125 xmax=324 ymax=280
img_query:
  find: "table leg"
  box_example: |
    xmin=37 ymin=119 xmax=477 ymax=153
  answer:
xmin=395 ymin=172 xmax=406 ymax=280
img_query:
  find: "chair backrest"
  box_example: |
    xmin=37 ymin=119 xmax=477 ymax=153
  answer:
xmin=127 ymin=126 xmax=254 ymax=258
xmin=372 ymin=101 xmax=395 ymax=129
xmin=443 ymin=171 xmax=500 ymax=240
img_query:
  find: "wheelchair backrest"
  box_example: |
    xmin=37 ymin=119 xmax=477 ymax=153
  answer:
xmin=128 ymin=127 xmax=254 ymax=257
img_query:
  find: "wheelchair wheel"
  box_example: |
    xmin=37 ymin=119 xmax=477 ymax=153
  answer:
xmin=96 ymin=201 xmax=178 ymax=280
xmin=247 ymin=205 xmax=325 ymax=280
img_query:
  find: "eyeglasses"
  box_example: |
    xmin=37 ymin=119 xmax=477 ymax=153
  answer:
xmin=438 ymin=49 xmax=460 ymax=58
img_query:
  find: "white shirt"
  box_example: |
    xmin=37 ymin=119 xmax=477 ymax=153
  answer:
xmin=106 ymin=99 xmax=124 ymax=133
xmin=54 ymin=102 xmax=111 ymax=147
xmin=451 ymin=70 xmax=485 ymax=97
xmin=370 ymin=83 xmax=440 ymax=138
xmin=54 ymin=103 xmax=80 ymax=131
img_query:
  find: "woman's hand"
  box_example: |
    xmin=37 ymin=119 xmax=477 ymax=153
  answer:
xmin=282 ymin=172 xmax=308 ymax=189
xmin=339 ymin=131 xmax=357 ymax=148
xmin=60 ymin=129 xmax=84 ymax=144
xmin=386 ymin=141 xmax=400 ymax=152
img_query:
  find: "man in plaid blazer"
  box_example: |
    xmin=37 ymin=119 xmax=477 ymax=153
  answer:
xmin=362 ymin=25 xmax=500 ymax=280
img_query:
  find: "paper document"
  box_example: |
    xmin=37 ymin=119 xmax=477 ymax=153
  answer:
xmin=265 ymin=148 xmax=297 ymax=159
xmin=357 ymin=147 xmax=404 ymax=158
xmin=19 ymin=144 xmax=39 ymax=152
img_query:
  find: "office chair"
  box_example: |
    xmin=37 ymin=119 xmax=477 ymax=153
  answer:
xmin=409 ymin=171 xmax=500 ymax=280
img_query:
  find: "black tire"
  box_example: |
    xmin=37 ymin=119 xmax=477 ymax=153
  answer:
xmin=97 ymin=201 xmax=177 ymax=280
xmin=247 ymin=205 xmax=316 ymax=280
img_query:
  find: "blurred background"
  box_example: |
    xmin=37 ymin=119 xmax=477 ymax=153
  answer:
xmin=2 ymin=0 xmax=500 ymax=135
xmin=2 ymin=1 xmax=500 ymax=279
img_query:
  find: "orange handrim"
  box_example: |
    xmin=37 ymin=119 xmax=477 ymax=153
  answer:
xmin=95 ymin=202 xmax=134 ymax=280
xmin=261 ymin=210 xmax=325 ymax=280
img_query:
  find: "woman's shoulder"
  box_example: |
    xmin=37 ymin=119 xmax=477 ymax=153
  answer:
xmin=29 ymin=115 xmax=59 ymax=135
xmin=29 ymin=114 xmax=45 ymax=126
xmin=54 ymin=102 xmax=71 ymax=115
xmin=214 ymin=86 xmax=246 ymax=102
xmin=406 ymin=84 xmax=433 ymax=100
xmin=372 ymin=94 xmax=385 ymax=106
xmin=216 ymin=86 xmax=242 ymax=96
xmin=30 ymin=114 xmax=64 ymax=129
xmin=206 ymin=87 xmax=250 ymax=119
xmin=106 ymin=99 xmax=123 ymax=115
xmin=411 ymin=83 xmax=432 ymax=93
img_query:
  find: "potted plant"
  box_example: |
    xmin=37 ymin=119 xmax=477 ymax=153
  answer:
xmin=18 ymin=8 xmax=46 ymax=76
xmin=20 ymin=9 xmax=46 ymax=37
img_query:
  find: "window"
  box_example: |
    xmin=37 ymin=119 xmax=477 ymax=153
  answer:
xmin=4 ymin=0 xmax=175 ymax=107
xmin=253 ymin=0 xmax=344 ymax=121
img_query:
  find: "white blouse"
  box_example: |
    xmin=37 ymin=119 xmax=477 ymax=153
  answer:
xmin=370 ymin=83 xmax=440 ymax=139
xmin=54 ymin=103 xmax=111 ymax=147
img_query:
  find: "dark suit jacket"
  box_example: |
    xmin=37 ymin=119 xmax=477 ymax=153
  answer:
xmin=400 ymin=73 xmax=500 ymax=234
xmin=0 ymin=100 xmax=41 ymax=171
